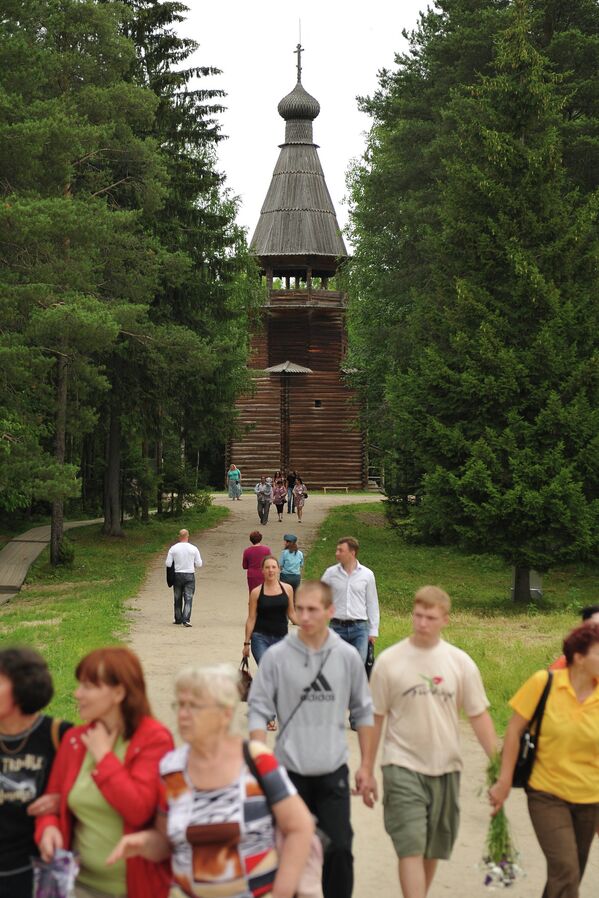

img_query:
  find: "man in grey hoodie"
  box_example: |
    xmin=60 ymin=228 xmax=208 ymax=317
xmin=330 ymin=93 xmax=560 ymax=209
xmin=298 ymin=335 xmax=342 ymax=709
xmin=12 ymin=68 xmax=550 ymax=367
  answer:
xmin=249 ymin=579 xmax=376 ymax=898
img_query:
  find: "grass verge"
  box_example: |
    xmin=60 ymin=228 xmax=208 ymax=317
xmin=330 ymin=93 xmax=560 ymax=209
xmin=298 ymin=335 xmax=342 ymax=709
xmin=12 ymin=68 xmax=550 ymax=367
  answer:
xmin=304 ymin=503 xmax=599 ymax=731
xmin=0 ymin=506 xmax=228 ymax=721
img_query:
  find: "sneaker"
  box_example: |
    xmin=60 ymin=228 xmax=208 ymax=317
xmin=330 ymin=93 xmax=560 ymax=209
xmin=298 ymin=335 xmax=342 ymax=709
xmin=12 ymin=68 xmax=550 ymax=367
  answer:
xmin=173 ymin=621 xmax=182 ymax=625
xmin=182 ymin=621 xmax=192 ymax=627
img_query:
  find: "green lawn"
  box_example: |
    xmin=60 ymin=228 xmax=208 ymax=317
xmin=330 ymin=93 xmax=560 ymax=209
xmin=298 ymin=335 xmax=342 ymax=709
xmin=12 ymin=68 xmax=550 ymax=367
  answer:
xmin=303 ymin=503 xmax=599 ymax=731
xmin=0 ymin=506 xmax=228 ymax=721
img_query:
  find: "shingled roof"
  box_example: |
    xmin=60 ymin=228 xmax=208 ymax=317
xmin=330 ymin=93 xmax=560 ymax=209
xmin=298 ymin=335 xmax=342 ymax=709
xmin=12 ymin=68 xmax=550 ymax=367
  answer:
xmin=250 ymin=59 xmax=348 ymax=262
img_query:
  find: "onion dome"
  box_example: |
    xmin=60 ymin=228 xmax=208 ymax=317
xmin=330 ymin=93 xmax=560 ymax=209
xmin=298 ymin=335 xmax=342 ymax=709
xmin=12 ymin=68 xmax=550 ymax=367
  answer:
xmin=250 ymin=44 xmax=347 ymax=262
xmin=277 ymin=82 xmax=320 ymax=121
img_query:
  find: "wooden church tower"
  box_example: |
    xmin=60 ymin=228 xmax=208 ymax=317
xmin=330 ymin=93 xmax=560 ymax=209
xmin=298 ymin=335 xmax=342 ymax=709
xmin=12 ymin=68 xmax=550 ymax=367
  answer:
xmin=229 ymin=47 xmax=366 ymax=489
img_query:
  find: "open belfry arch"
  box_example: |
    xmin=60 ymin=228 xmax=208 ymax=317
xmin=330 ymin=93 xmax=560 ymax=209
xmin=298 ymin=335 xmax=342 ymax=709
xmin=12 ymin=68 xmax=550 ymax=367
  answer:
xmin=229 ymin=46 xmax=366 ymax=489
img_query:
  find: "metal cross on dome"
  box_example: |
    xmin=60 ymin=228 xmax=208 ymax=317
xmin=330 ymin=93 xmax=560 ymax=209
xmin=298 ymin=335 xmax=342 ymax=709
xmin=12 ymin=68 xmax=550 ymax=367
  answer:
xmin=295 ymin=42 xmax=304 ymax=83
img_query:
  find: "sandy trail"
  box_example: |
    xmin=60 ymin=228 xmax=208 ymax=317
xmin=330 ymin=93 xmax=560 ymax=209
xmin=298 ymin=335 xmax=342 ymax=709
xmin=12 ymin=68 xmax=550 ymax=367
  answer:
xmin=128 ymin=493 xmax=598 ymax=897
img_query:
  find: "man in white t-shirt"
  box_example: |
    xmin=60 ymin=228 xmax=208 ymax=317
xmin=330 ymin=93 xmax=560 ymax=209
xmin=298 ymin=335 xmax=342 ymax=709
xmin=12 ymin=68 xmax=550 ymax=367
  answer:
xmin=165 ymin=529 xmax=203 ymax=627
xmin=367 ymin=585 xmax=498 ymax=898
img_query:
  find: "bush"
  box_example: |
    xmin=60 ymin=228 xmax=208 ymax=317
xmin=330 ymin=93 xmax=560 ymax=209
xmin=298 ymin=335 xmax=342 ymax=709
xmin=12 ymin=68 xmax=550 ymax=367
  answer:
xmin=189 ymin=490 xmax=213 ymax=513
xmin=57 ymin=536 xmax=75 ymax=566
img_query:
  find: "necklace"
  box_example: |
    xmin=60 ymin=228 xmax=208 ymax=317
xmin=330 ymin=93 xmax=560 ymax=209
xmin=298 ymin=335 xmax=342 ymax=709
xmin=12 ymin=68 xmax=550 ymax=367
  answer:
xmin=0 ymin=718 xmax=39 ymax=754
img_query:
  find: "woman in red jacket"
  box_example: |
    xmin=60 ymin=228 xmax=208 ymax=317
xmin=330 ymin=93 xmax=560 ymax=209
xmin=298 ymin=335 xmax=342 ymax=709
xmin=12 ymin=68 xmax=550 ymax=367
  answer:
xmin=35 ymin=646 xmax=173 ymax=898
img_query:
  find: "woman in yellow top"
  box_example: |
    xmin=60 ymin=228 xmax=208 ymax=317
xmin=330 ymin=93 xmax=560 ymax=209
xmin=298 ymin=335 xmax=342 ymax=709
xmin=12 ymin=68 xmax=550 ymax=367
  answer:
xmin=490 ymin=623 xmax=599 ymax=898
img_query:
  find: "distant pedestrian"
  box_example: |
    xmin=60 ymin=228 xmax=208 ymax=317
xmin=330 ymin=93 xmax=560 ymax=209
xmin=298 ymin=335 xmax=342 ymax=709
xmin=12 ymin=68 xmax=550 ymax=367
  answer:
xmin=242 ymin=531 xmax=272 ymax=593
xmin=272 ymin=478 xmax=287 ymax=522
xmin=286 ymin=469 xmax=297 ymax=514
xmin=227 ymin=463 xmax=242 ymax=500
xmin=279 ymin=534 xmax=304 ymax=597
xmin=293 ymin=477 xmax=308 ymax=522
xmin=255 ymin=475 xmax=273 ymax=525
xmin=165 ymin=529 xmax=203 ymax=627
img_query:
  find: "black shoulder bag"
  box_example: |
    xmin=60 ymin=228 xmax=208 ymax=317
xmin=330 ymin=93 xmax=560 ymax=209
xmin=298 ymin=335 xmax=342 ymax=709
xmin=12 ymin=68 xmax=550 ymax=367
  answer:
xmin=512 ymin=670 xmax=553 ymax=788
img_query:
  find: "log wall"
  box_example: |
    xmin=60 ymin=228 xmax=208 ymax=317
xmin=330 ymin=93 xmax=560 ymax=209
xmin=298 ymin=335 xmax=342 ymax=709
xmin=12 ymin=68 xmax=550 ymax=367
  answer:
xmin=229 ymin=295 xmax=366 ymax=489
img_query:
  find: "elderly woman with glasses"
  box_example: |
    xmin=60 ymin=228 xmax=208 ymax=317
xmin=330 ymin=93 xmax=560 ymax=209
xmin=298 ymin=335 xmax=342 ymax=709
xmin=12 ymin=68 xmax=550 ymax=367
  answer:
xmin=108 ymin=662 xmax=314 ymax=898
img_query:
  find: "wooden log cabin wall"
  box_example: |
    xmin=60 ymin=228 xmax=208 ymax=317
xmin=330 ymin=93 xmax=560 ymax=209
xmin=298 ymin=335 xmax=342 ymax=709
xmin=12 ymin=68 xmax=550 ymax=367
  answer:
xmin=228 ymin=46 xmax=366 ymax=490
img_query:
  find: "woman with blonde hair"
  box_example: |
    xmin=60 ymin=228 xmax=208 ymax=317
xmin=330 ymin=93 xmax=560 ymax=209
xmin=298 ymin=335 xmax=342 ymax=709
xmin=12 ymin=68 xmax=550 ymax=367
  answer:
xmin=108 ymin=662 xmax=314 ymax=898
xmin=36 ymin=646 xmax=173 ymax=898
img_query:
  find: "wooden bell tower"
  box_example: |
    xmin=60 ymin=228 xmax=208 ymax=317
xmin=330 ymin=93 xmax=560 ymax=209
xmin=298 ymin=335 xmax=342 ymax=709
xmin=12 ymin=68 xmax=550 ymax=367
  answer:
xmin=229 ymin=46 xmax=366 ymax=489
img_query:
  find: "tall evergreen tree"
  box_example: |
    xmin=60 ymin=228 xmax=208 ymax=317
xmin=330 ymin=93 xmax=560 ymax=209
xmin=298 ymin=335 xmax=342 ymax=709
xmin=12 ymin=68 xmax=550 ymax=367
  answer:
xmin=96 ymin=0 xmax=259 ymax=532
xmin=346 ymin=0 xmax=507 ymax=494
xmin=0 ymin=0 xmax=167 ymax=558
xmin=388 ymin=0 xmax=599 ymax=598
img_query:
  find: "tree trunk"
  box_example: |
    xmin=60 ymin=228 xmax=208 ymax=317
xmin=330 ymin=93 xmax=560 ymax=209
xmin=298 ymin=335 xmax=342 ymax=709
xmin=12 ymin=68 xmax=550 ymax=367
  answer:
xmin=513 ymin=564 xmax=531 ymax=603
xmin=140 ymin=440 xmax=150 ymax=522
xmin=103 ymin=402 xmax=124 ymax=536
xmin=155 ymin=424 xmax=163 ymax=515
xmin=50 ymin=355 xmax=68 ymax=565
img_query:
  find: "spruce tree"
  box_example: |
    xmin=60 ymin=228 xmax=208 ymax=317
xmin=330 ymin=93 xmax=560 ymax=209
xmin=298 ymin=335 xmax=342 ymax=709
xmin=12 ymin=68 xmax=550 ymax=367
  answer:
xmin=390 ymin=0 xmax=599 ymax=598
xmin=95 ymin=0 xmax=259 ymax=531
xmin=346 ymin=0 xmax=507 ymax=496
xmin=0 ymin=0 xmax=166 ymax=557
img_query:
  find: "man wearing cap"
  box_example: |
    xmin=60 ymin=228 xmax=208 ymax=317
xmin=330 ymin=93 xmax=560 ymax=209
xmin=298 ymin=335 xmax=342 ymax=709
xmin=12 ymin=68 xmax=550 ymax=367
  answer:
xmin=254 ymin=475 xmax=273 ymax=525
xmin=321 ymin=536 xmax=380 ymax=665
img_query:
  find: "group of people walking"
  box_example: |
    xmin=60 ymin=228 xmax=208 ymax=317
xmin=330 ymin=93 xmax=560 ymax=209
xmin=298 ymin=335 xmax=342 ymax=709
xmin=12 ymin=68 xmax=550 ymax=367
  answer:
xmin=226 ymin=465 xmax=308 ymax=525
xmin=255 ymin=471 xmax=308 ymax=526
xmin=3 ymin=519 xmax=598 ymax=898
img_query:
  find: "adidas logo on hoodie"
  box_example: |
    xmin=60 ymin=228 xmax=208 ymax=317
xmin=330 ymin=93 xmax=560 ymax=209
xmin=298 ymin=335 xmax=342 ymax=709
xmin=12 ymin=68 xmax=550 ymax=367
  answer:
xmin=302 ymin=671 xmax=335 ymax=701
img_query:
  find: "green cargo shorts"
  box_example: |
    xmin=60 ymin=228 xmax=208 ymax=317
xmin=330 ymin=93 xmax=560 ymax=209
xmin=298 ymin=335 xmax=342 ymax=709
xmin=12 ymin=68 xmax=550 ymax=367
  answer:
xmin=382 ymin=765 xmax=460 ymax=860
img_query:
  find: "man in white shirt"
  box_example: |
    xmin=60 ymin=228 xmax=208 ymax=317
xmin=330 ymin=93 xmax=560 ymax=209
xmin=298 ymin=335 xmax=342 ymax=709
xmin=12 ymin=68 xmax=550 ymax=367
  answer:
xmin=165 ymin=529 xmax=203 ymax=627
xmin=321 ymin=536 xmax=380 ymax=664
xmin=367 ymin=585 xmax=498 ymax=898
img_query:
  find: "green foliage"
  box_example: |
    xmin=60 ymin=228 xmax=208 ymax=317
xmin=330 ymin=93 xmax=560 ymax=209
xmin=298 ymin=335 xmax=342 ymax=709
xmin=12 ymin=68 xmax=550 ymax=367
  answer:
xmin=0 ymin=0 xmax=260 ymax=529
xmin=347 ymin=0 xmax=599 ymax=577
xmin=57 ymin=535 xmax=75 ymax=566
xmin=188 ymin=490 xmax=213 ymax=513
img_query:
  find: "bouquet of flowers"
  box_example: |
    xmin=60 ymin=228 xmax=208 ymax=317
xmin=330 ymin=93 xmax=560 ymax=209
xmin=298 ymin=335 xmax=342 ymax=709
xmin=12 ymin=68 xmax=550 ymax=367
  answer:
xmin=480 ymin=753 xmax=524 ymax=889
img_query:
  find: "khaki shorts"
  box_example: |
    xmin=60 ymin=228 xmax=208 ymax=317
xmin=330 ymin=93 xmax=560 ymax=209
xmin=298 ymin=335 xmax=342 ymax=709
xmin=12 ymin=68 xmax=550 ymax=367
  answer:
xmin=382 ymin=765 xmax=460 ymax=860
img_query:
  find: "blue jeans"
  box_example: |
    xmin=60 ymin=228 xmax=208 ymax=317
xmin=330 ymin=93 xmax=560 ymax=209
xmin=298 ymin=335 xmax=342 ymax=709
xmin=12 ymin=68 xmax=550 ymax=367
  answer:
xmin=251 ymin=631 xmax=285 ymax=665
xmin=173 ymin=573 xmax=195 ymax=624
xmin=330 ymin=619 xmax=369 ymax=663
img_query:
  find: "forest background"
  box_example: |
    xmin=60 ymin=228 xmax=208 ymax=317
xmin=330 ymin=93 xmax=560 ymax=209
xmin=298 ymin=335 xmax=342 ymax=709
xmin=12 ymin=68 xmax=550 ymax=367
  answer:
xmin=1 ymin=0 xmax=598 ymax=604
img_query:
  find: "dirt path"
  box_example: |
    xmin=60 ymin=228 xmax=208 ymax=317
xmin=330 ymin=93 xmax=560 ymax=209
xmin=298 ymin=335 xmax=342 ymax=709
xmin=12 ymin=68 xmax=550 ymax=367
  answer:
xmin=128 ymin=494 xmax=598 ymax=898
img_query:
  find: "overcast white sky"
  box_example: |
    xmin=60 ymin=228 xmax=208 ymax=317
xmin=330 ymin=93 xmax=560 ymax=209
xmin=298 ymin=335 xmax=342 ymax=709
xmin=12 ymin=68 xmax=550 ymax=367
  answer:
xmin=181 ymin=0 xmax=427 ymax=244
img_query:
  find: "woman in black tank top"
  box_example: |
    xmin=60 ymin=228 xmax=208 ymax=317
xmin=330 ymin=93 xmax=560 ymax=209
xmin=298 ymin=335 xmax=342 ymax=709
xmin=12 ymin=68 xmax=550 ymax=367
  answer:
xmin=243 ymin=557 xmax=297 ymax=724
